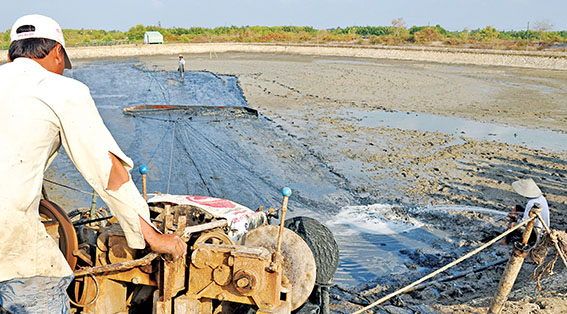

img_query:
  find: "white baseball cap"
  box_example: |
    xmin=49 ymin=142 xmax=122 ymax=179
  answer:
xmin=10 ymin=14 xmax=72 ymax=69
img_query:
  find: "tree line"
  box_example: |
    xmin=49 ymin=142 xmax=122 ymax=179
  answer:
xmin=1 ymin=23 xmax=565 ymax=51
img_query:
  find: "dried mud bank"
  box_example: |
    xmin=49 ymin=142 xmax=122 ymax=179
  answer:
xmin=2 ymin=42 xmax=567 ymax=70
xmin=137 ymin=52 xmax=567 ymax=313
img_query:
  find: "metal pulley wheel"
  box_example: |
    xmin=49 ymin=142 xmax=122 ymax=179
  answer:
xmin=242 ymin=225 xmax=316 ymax=311
xmin=284 ymin=216 xmax=339 ymax=285
xmin=39 ymin=199 xmax=79 ymax=270
xmin=195 ymin=231 xmax=235 ymax=245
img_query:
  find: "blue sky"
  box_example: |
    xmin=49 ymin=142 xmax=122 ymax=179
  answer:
xmin=1 ymin=0 xmax=565 ymax=32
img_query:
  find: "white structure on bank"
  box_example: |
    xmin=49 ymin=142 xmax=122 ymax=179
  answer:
xmin=143 ymin=31 xmax=163 ymax=44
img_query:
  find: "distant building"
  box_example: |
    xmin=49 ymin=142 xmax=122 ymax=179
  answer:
xmin=143 ymin=31 xmax=164 ymax=44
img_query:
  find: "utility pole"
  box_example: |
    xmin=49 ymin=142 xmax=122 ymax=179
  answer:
xmin=525 ymin=21 xmax=530 ymax=51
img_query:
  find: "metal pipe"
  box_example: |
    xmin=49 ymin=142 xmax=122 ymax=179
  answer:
xmin=181 ymin=219 xmax=227 ymax=240
xmin=275 ymin=188 xmax=292 ymax=263
xmin=74 ymin=252 xmax=159 ymax=277
xmin=90 ymin=190 xmax=97 ymax=225
xmin=72 ymin=215 xmax=113 ymax=226
xmin=139 ymin=165 xmax=148 ymax=201
xmin=488 ymin=205 xmax=541 ymax=314
xmin=321 ymin=285 xmax=330 ymax=314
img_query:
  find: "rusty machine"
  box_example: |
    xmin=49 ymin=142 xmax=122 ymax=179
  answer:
xmin=40 ymin=167 xmax=339 ymax=314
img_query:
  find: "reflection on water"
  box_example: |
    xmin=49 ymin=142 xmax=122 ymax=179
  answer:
xmin=350 ymin=110 xmax=567 ymax=152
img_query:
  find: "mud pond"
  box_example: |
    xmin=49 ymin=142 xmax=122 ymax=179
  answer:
xmin=44 ymin=59 xmax=563 ymax=287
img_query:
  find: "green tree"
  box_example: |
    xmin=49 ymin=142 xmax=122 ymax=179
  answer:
xmin=126 ymin=24 xmax=147 ymax=40
xmin=475 ymin=26 xmax=500 ymax=41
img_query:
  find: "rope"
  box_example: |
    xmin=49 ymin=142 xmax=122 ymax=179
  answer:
xmin=133 ymin=119 xmax=176 ymax=185
xmin=181 ymin=120 xmax=277 ymax=190
xmin=350 ymin=217 xmax=536 ymax=314
xmin=166 ymin=121 xmax=176 ymax=194
xmin=174 ymin=124 xmax=213 ymax=196
xmin=531 ymin=231 xmax=567 ymax=290
xmin=533 ymin=212 xmax=567 ymax=268
xmin=529 ymin=213 xmax=567 ymax=291
xmin=43 ymin=178 xmax=94 ymax=196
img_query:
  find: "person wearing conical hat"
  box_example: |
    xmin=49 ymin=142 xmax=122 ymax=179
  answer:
xmin=510 ymin=178 xmax=550 ymax=231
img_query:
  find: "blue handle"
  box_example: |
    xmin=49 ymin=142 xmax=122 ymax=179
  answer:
xmin=282 ymin=187 xmax=292 ymax=197
xmin=139 ymin=165 xmax=148 ymax=174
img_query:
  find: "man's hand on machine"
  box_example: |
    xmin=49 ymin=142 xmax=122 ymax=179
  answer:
xmin=139 ymin=216 xmax=187 ymax=260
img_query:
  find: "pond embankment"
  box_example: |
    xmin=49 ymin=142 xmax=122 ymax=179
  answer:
xmin=2 ymin=42 xmax=567 ymax=70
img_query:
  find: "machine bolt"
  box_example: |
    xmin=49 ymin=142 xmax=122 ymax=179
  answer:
xmin=213 ymin=264 xmax=232 ymax=286
xmin=191 ymin=248 xmax=209 ymax=269
xmin=131 ymin=277 xmax=141 ymax=284
xmin=236 ymin=277 xmax=250 ymax=288
xmin=216 ymin=293 xmax=226 ymax=301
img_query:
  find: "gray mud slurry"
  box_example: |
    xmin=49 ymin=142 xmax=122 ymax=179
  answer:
xmin=43 ymin=59 xmax=465 ymax=287
xmin=48 ymin=59 xmax=416 ymax=285
xmin=43 ymin=59 xmax=563 ymax=290
xmin=50 ymin=59 xmax=353 ymax=213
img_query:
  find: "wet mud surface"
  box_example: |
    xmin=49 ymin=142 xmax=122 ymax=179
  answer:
xmin=45 ymin=53 xmax=567 ymax=313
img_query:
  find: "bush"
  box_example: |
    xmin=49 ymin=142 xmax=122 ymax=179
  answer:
xmin=413 ymin=27 xmax=444 ymax=43
xmin=3 ymin=23 xmax=562 ymax=50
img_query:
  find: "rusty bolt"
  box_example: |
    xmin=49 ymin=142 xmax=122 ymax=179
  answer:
xmin=233 ymin=270 xmax=258 ymax=295
xmin=236 ymin=277 xmax=250 ymax=288
xmin=281 ymin=275 xmax=290 ymax=286
xmin=213 ymin=265 xmax=232 ymax=286
xmin=191 ymin=248 xmax=209 ymax=269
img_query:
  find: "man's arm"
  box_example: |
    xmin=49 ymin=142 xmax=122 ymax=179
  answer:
xmin=139 ymin=216 xmax=187 ymax=260
xmin=108 ymin=153 xmax=186 ymax=259
xmin=46 ymin=79 xmax=185 ymax=257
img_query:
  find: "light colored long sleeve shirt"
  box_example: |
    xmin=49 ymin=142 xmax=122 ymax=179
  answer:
xmin=0 ymin=58 xmax=150 ymax=281
xmin=520 ymin=195 xmax=550 ymax=231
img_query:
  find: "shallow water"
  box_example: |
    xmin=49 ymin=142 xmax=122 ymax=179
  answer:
xmin=349 ymin=110 xmax=567 ymax=152
xmin=315 ymin=59 xmax=372 ymax=65
xmin=45 ymin=59 xmax=508 ymax=288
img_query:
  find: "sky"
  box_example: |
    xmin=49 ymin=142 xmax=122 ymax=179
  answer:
xmin=1 ymin=0 xmax=565 ymax=32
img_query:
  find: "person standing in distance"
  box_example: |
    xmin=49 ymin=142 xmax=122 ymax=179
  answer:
xmin=178 ymin=54 xmax=186 ymax=82
xmin=0 ymin=14 xmax=186 ymax=313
